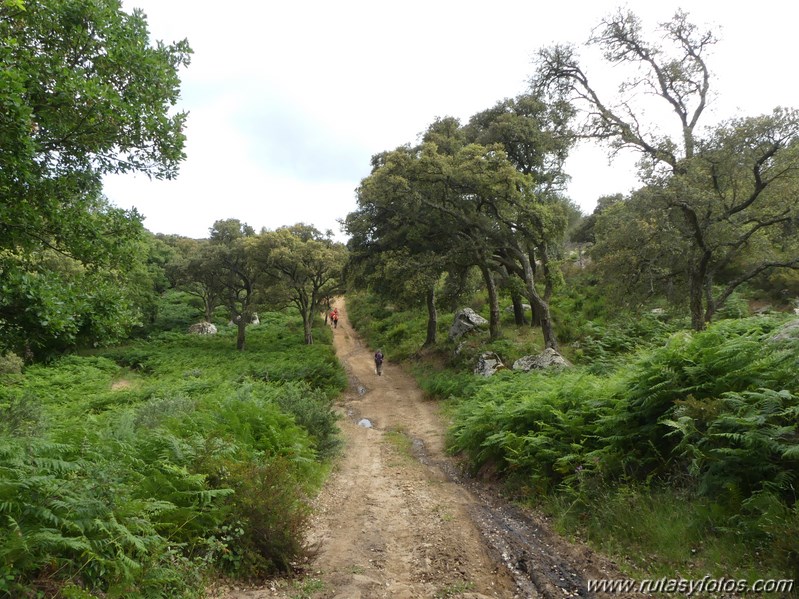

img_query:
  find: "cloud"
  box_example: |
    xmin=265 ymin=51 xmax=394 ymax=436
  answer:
xmin=109 ymin=0 xmax=799 ymax=236
xmin=236 ymin=92 xmax=371 ymax=184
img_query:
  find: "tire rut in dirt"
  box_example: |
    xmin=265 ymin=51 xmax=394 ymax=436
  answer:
xmin=409 ymin=436 xmax=592 ymax=598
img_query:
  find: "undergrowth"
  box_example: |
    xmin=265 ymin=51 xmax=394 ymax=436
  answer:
xmin=346 ymin=291 xmax=799 ymax=586
xmin=0 ymin=309 xmax=345 ymax=597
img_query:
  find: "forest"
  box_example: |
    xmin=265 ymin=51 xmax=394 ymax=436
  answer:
xmin=1 ymin=0 xmax=798 ymax=596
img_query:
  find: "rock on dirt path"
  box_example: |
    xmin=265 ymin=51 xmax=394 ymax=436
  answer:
xmin=214 ymin=298 xmax=633 ymax=599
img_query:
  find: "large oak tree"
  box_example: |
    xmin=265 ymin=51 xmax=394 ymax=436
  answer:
xmin=0 ymin=0 xmax=191 ymax=355
xmin=533 ymin=9 xmax=799 ymax=328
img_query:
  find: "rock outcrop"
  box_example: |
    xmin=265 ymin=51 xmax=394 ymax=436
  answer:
xmin=512 ymin=348 xmax=571 ymax=372
xmin=449 ymin=308 xmax=488 ymax=341
xmin=474 ymin=352 xmax=504 ymax=377
xmin=768 ymin=318 xmax=799 ymax=343
xmin=188 ymin=322 xmax=217 ymax=335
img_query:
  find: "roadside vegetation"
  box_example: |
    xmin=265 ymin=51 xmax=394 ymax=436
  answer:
xmin=346 ymin=288 xmax=799 ymax=586
xmin=342 ymin=9 xmax=799 ymax=587
xmin=0 ymin=298 xmax=345 ymax=597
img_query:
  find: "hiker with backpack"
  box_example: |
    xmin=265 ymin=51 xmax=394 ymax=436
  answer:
xmin=374 ymin=349 xmax=384 ymax=376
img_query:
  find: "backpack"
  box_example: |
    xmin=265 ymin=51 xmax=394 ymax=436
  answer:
xmin=374 ymin=351 xmax=383 ymax=364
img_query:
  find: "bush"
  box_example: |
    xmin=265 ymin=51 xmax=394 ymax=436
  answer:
xmin=214 ymin=457 xmax=314 ymax=577
xmin=261 ymin=382 xmax=342 ymax=460
xmin=0 ymin=352 xmax=23 ymax=374
xmin=446 ymin=315 xmax=799 ymax=579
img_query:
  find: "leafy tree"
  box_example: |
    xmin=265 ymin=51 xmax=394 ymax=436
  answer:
xmin=208 ymin=219 xmax=260 ymax=350
xmin=0 ymin=247 xmax=144 ymax=357
xmin=533 ymin=9 xmax=799 ymax=328
xmin=256 ymin=224 xmax=347 ymax=345
xmin=0 ymin=0 xmax=190 ymax=257
xmin=465 ymin=94 xmax=573 ymax=186
xmin=590 ymin=189 xmax=687 ymax=308
xmin=465 ymin=94 xmax=576 ymax=334
xmin=164 ymin=237 xmax=223 ymax=322
xmin=349 ymin=133 xmax=567 ymax=348
xmin=346 ymin=149 xmax=461 ymax=348
xmin=0 ymin=0 xmax=191 ymax=354
xmin=570 ymin=193 xmax=623 ymax=244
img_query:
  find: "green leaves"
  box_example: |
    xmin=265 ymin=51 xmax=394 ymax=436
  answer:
xmin=0 ymin=310 xmax=344 ymax=594
xmin=447 ymin=313 xmax=799 ymax=542
xmin=1 ymin=0 xmax=192 ymax=356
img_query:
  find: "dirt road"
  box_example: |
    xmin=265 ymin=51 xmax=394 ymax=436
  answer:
xmin=218 ymin=298 xmax=629 ymax=599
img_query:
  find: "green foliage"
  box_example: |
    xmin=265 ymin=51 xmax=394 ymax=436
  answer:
xmin=448 ymin=369 xmax=620 ymax=493
xmin=572 ymin=313 xmax=677 ymax=374
xmin=0 ymin=307 xmax=345 ymax=594
xmin=254 ymin=225 xmax=347 ymax=345
xmin=0 ymin=0 xmax=192 ymax=358
xmin=346 ymin=291 xmax=438 ymax=360
xmin=0 ymin=352 xmax=23 ymax=374
xmin=140 ymin=290 xmax=206 ymax=336
xmin=415 ymin=367 xmax=490 ymax=402
xmin=0 ymin=249 xmax=145 ymax=358
xmin=546 ymin=484 xmax=792 ymax=582
xmin=446 ymin=314 xmax=799 ymax=578
xmin=213 ymin=458 xmax=314 ymax=577
xmin=258 ymin=382 xmax=342 ymax=460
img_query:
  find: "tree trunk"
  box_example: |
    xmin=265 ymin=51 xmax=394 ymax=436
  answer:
xmin=304 ymin=317 xmax=314 ymax=345
xmin=202 ymin=292 xmax=214 ymax=322
xmin=300 ymin=299 xmax=314 ymax=345
xmin=689 ymin=272 xmax=705 ymax=331
xmin=541 ymin=244 xmax=555 ymax=304
xmin=688 ymin=249 xmax=713 ymax=331
xmin=511 ymin=292 xmax=527 ymax=326
xmin=424 ymin=286 xmax=437 ymax=346
xmin=519 ymin=251 xmax=558 ymax=350
xmin=702 ymin=276 xmax=717 ymax=325
xmin=236 ymin=316 xmax=247 ymax=351
xmin=530 ymin=304 xmax=543 ymax=328
xmin=480 ymin=264 xmax=501 ymax=340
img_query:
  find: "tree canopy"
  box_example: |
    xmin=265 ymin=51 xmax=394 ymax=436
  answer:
xmin=534 ymin=9 xmax=799 ymax=328
xmin=0 ymin=0 xmax=191 ymax=356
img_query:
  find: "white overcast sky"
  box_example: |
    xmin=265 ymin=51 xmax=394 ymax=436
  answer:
xmin=102 ymin=1 xmax=799 ymax=241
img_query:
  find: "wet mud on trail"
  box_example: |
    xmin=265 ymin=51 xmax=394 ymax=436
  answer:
xmin=217 ymin=298 xmax=633 ymax=599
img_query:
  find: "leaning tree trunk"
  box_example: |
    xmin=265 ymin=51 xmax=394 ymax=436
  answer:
xmin=479 ymin=263 xmax=501 ymax=340
xmin=424 ymin=286 xmax=437 ymax=347
xmin=519 ymin=251 xmax=558 ymax=350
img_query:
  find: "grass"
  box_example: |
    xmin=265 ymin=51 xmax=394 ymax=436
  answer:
xmin=434 ymin=580 xmax=476 ymax=598
xmin=384 ymin=427 xmax=418 ymax=467
xmin=289 ymin=577 xmax=325 ymax=599
xmin=546 ymin=485 xmax=789 ymax=584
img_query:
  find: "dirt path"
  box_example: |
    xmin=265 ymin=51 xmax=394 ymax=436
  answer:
xmin=217 ymin=298 xmax=631 ymax=599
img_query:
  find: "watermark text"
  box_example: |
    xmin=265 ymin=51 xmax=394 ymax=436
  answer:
xmin=587 ymin=576 xmax=794 ymax=595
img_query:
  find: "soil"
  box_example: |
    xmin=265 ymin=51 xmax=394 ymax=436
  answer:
xmin=214 ymin=298 xmax=634 ymax=599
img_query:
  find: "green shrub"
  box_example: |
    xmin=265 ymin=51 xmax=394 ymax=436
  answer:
xmin=213 ymin=457 xmax=314 ymax=577
xmin=261 ymin=382 xmax=342 ymax=460
xmin=446 ymin=315 xmax=799 ymax=580
xmin=0 ymin=352 xmax=23 ymax=375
